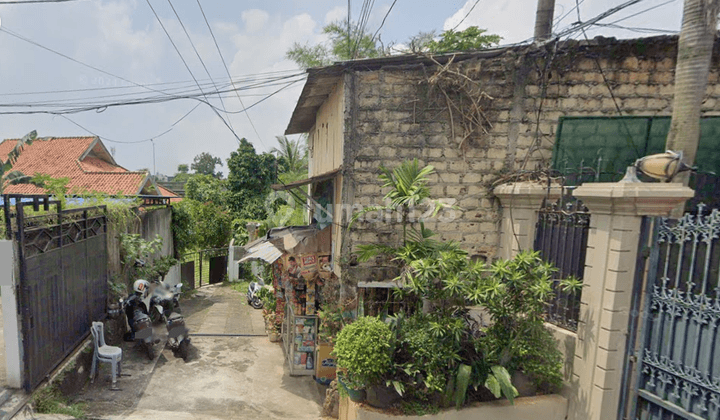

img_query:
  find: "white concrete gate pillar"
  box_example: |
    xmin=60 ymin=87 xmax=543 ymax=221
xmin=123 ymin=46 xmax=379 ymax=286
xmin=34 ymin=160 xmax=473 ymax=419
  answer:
xmin=494 ymin=182 xmax=562 ymax=259
xmin=0 ymin=239 xmax=23 ymax=389
xmin=568 ymin=182 xmax=693 ymax=420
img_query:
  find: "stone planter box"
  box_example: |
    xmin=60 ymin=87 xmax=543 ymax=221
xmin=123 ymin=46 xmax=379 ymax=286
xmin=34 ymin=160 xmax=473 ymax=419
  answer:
xmin=339 ymin=394 xmax=568 ymax=420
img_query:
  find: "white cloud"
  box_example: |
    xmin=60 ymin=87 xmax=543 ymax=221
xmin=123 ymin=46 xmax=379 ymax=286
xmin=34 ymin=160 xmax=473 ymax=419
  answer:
xmin=242 ymin=9 xmax=270 ymax=33
xmin=324 ymin=6 xmax=345 ymax=25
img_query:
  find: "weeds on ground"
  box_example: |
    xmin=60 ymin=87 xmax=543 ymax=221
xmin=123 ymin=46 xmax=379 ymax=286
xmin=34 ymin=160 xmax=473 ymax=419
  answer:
xmin=31 ymin=384 xmax=86 ymax=419
xmin=399 ymin=400 xmax=440 ymax=416
xmin=180 ymin=288 xmax=198 ymax=300
xmin=230 ymin=280 xmax=251 ymax=297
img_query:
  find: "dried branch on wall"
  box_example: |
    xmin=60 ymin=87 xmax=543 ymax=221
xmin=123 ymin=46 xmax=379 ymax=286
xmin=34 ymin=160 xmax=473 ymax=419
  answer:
xmin=423 ymin=54 xmax=495 ymax=152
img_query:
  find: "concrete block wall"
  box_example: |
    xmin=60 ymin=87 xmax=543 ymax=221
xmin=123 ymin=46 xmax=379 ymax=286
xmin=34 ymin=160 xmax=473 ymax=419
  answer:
xmin=340 ymin=36 xmax=720 ymax=283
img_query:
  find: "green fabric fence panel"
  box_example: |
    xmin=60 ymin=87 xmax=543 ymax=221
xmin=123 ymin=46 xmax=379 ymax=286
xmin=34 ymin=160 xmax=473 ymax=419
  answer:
xmin=553 ymin=116 xmax=720 ymax=209
xmin=553 ymin=116 xmax=720 ymax=181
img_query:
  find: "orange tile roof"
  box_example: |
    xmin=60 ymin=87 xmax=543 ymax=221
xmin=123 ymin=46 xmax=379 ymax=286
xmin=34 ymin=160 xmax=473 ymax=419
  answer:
xmin=0 ymin=136 xmax=173 ymax=198
xmin=157 ymin=185 xmax=182 ymax=203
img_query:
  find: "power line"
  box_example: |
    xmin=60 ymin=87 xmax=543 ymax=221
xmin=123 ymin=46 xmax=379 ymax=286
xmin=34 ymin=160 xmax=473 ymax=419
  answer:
xmin=371 ymin=0 xmax=398 ymax=43
xmin=555 ymin=0 xmax=647 ymax=39
xmin=606 ymin=0 xmax=677 ymax=26
xmin=0 ymin=26 xmax=296 ymax=116
xmin=0 ymin=0 xmax=78 ymax=3
xmin=166 ymin=0 xmax=234 ymax=133
xmin=145 ymin=0 xmax=241 ymax=143
xmin=0 ymin=77 xmax=302 ymax=115
xmin=0 ymin=71 xmax=301 ymax=97
xmin=452 ymin=0 xmax=481 ymax=31
xmin=196 ymin=0 xmax=265 ymax=146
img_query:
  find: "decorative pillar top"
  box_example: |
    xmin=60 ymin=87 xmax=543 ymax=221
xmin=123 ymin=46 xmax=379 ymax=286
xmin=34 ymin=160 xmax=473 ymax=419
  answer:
xmin=493 ymin=181 xmax=562 ymax=210
xmin=572 ymin=182 xmax=694 ymax=217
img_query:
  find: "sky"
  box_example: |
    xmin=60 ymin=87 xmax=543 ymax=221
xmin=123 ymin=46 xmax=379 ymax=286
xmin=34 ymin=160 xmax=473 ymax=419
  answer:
xmin=0 ymin=0 xmax=684 ymax=176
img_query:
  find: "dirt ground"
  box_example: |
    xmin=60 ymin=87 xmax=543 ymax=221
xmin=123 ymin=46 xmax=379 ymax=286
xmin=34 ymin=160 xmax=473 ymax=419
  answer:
xmin=62 ymin=284 xmax=326 ymax=419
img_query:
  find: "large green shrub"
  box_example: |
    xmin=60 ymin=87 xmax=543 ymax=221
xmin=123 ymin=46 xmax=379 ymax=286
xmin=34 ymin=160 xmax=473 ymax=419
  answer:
xmin=479 ymin=251 xmax=571 ymax=391
xmin=334 ymin=316 xmax=393 ymax=389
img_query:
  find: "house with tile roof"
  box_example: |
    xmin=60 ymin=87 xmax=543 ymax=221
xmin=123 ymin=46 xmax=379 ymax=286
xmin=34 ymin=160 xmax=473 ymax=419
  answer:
xmin=0 ymin=136 xmax=179 ymax=199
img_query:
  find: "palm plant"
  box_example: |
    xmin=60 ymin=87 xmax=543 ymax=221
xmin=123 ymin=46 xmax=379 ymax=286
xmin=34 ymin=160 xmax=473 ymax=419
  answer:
xmin=350 ymin=159 xmax=445 ymax=243
xmin=1 ymin=130 xmax=37 ymax=194
xmin=271 ymin=135 xmax=307 ymax=175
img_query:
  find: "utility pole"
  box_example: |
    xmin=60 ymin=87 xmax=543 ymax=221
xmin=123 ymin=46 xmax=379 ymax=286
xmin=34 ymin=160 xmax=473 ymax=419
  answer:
xmin=665 ymin=0 xmax=720 ymax=186
xmin=534 ymin=0 xmax=556 ymax=41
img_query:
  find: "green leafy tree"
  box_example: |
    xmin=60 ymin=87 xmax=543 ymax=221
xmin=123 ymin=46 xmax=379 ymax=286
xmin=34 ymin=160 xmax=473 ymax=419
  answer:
xmin=177 ymin=164 xmax=189 ymax=174
xmin=185 ymin=174 xmax=229 ymax=204
xmin=286 ymin=20 xmax=382 ymax=69
xmin=191 ymin=152 xmax=223 ymax=178
xmin=1 ymin=130 xmax=37 ymax=194
xmin=226 ymin=138 xmax=278 ymax=220
xmin=427 ymin=26 xmax=501 ymax=53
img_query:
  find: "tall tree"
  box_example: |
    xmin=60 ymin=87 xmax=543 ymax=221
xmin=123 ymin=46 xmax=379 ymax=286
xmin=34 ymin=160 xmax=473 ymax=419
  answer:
xmin=191 ymin=152 xmax=223 ymax=178
xmin=177 ymin=164 xmax=189 ymax=174
xmin=665 ymin=0 xmax=720 ymax=185
xmin=226 ymin=138 xmax=278 ymax=220
xmin=272 ymin=135 xmax=308 ymax=175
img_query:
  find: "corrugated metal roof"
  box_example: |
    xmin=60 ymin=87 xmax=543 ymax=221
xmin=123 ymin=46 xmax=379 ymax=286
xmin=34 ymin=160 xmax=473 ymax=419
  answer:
xmin=238 ymin=240 xmax=283 ymax=264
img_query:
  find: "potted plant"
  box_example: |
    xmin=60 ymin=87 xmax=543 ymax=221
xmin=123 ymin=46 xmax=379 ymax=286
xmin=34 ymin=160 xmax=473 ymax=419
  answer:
xmin=333 ymin=316 xmax=393 ymax=403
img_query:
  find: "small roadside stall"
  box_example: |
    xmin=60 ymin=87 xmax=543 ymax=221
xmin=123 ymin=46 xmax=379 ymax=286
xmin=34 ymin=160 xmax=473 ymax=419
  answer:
xmin=236 ymin=224 xmax=337 ymax=380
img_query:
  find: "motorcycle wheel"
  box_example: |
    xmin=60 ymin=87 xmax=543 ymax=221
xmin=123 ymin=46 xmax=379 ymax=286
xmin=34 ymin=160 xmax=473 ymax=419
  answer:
xmin=250 ymin=297 xmax=263 ymax=309
xmin=178 ymin=338 xmax=190 ymax=361
xmin=145 ymin=342 xmax=155 ymax=360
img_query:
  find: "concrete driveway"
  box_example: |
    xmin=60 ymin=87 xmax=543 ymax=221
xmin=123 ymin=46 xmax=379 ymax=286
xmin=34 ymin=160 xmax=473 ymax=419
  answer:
xmin=80 ymin=284 xmax=325 ymax=420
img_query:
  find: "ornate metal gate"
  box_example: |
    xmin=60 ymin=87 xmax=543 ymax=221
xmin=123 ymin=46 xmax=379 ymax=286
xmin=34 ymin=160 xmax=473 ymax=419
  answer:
xmin=624 ymin=206 xmax=720 ymax=420
xmin=8 ymin=197 xmax=108 ymax=391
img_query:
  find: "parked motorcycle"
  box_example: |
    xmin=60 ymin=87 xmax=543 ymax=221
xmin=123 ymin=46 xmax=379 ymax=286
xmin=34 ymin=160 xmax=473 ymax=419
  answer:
xmin=247 ymin=275 xmax=265 ymax=309
xmin=149 ymin=279 xmax=190 ymax=360
xmin=120 ymin=279 xmax=157 ymax=360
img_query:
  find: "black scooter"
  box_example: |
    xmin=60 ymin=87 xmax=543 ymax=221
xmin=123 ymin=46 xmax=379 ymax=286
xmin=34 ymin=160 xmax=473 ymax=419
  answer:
xmin=120 ymin=293 xmax=157 ymax=360
xmin=150 ymin=280 xmax=190 ymax=360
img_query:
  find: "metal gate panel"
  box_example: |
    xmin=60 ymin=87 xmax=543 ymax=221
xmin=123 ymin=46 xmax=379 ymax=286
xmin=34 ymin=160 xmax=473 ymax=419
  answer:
xmin=209 ymin=256 xmax=227 ymax=284
xmin=14 ymin=202 xmax=108 ymax=391
xmin=624 ymin=206 xmax=720 ymax=420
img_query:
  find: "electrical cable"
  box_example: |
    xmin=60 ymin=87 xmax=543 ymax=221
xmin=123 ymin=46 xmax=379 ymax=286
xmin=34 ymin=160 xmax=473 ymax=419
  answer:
xmin=0 ymin=77 xmax=302 ymax=115
xmin=0 ymin=0 xmax=78 ymax=3
xmin=0 ymin=26 xmax=306 ymax=117
xmin=144 ymin=0 xmax=241 ymax=144
xmin=166 ymin=0 xmax=234 ymax=133
xmin=573 ymin=0 xmax=643 ymax=159
xmin=196 ymin=0 xmax=265 ymax=147
xmin=58 ymin=102 xmax=199 ymax=144
xmin=370 ymin=0 xmax=398 ymax=43
xmin=555 ymin=0 xmax=647 ymax=39
xmin=451 ymin=0 xmax=481 ymax=31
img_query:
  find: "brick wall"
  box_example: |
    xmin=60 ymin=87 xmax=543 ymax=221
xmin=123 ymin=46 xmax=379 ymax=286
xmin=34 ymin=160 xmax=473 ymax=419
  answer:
xmin=339 ymin=35 xmax=720 ymax=284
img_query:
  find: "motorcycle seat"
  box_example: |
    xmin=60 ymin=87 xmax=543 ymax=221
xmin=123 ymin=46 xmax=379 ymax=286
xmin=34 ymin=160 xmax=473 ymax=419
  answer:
xmin=168 ymin=313 xmax=183 ymax=321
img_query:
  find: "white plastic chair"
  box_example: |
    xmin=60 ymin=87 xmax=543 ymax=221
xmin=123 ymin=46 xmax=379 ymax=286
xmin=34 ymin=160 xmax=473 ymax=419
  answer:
xmin=90 ymin=321 xmax=123 ymax=390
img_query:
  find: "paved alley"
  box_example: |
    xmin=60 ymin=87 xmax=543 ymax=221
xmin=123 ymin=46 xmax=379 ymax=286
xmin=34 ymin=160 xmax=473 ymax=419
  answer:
xmin=78 ymin=284 xmax=325 ymax=420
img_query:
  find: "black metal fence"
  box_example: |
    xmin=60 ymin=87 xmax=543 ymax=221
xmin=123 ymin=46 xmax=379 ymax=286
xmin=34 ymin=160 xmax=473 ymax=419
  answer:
xmin=533 ymin=196 xmax=590 ymax=332
xmin=4 ymin=195 xmax=108 ymax=391
xmin=180 ymin=247 xmax=229 ymax=289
